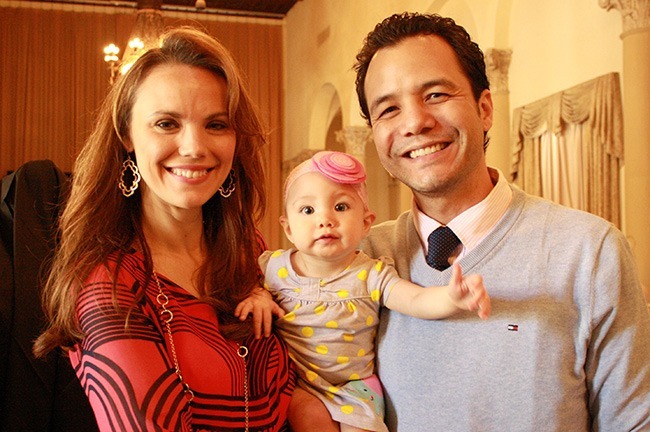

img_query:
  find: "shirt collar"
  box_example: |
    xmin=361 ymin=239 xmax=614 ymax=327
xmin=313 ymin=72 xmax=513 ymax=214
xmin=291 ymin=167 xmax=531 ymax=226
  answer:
xmin=414 ymin=167 xmax=512 ymax=255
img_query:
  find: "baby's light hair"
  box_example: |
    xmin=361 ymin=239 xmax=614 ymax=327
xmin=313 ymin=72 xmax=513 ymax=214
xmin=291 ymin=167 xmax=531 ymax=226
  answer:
xmin=283 ymin=151 xmax=370 ymax=211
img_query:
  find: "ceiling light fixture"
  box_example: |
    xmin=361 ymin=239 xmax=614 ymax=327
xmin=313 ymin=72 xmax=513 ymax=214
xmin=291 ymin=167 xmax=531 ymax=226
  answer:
xmin=103 ymin=0 xmax=164 ymax=84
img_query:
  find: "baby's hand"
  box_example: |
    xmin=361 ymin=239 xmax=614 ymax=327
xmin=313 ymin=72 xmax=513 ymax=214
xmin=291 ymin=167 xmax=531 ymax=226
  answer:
xmin=234 ymin=287 xmax=285 ymax=338
xmin=448 ymin=264 xmax=491 ymax=319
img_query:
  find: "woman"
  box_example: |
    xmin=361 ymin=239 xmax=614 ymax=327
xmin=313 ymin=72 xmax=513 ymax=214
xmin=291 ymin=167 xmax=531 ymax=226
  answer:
xmin=33 ymin=27 xmax=295 ymax=431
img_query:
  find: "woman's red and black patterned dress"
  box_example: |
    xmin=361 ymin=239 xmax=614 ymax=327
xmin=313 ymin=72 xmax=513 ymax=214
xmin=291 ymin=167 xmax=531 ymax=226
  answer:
xmin=70 ymin=251 xmax=296 ymax=431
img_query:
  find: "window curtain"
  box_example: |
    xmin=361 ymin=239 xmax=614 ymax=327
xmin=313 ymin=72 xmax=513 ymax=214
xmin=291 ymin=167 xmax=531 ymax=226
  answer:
xmin=0 ymin=2 xmax=284 ymax=247
xmin=510 ymin=72 xmax=623 ymax=227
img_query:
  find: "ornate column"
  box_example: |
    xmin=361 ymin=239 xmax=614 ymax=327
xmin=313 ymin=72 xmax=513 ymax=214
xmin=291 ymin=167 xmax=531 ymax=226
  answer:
xmin=601 ymin=0 xmax=650 ymax=295
xmin=485 ymin=48 xmax=513 ymax=178
xmin=335 ymin=125 xmax=372 ymax=165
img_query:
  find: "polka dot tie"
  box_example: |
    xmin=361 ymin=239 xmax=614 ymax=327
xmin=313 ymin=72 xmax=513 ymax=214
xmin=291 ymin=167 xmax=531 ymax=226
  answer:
xmin=426 ymin=226 xmax=461 ymax=271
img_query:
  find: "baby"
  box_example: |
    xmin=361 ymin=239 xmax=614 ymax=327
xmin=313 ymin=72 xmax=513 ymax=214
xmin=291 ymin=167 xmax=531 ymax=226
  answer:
xmin=242 ymin=151 xmax=490 ymax=432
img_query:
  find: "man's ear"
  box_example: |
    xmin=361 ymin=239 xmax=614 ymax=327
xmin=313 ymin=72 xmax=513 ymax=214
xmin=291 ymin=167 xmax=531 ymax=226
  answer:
xmin=478 ymin=89 xmax=493 ymax=133
xmin=362 ymin=209 xmax=376 ymax=235
xmin=279 ymin=215 xmax=294 ymax=243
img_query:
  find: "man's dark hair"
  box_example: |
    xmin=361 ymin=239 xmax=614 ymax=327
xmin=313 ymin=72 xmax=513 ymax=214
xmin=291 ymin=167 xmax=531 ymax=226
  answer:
xmin=354 ymin=12 xmax=490 ymax=125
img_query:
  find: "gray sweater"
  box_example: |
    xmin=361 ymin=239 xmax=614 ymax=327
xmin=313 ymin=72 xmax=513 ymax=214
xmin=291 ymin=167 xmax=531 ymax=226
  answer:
xmin=361 ymin=186 xmax=650 ymax=432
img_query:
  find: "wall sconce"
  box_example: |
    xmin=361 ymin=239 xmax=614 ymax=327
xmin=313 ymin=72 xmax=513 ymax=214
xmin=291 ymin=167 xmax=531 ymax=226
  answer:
xmin=103 ymin=0 xmax=163 ymax=84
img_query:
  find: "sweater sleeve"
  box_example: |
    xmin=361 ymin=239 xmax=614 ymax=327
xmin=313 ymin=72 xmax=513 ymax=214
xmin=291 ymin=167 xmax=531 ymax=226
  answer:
xmin=586 ymin=226 xmax=650 ymax=431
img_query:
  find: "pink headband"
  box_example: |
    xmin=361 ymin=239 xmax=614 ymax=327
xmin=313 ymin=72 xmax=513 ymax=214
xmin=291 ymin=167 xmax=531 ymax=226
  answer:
xmin=283 ymin=151 xmax=370 ymax=210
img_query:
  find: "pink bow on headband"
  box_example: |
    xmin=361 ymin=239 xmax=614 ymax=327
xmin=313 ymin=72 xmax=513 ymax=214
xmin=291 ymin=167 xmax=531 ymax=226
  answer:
xmin=312 ymin=151 xmax=366 ymax=185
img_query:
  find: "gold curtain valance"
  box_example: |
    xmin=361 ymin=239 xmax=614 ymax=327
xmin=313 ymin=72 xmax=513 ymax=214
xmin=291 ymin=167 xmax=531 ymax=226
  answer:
xmin=511 ymin=72 xmax=624 ymax=181
xmin=510 ymin=72 xmax=623 ymax=227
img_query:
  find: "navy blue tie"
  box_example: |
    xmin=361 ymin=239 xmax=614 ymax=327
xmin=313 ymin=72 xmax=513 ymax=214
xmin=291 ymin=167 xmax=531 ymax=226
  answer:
xmin=426 ymin=226 xmax=460 ymax=270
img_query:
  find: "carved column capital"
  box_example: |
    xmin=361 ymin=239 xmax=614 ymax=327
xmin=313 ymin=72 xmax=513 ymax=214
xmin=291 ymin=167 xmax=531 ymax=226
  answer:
xmin=485 ymin=48 xmax=513 ymax=94
xmin=335 ymin=126 xmax=372 ymax=158
xmin=600 ymin=0 xmax=650 ymax=34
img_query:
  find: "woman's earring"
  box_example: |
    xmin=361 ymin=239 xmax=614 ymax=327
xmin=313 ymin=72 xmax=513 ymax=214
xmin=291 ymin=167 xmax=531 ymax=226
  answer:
xmin=119 ymin=156 xmax=141 ymax=197
xmin=219 ymin=169 xmax=236 ymax=198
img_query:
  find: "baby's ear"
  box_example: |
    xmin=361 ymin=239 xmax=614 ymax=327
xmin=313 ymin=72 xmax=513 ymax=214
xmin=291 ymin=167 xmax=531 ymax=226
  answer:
xmin=279 ymin=215 xmax=294 ymax=242
xmin=363 ymin=210 xmax=376 ymax=233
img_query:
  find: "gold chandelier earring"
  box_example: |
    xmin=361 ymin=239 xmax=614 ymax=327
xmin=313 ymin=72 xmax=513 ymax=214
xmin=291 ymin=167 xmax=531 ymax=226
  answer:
xmin=219 ymin=169 xmax=236 ymax=198
xmin=119 ymin=156 xmax=141 ymax=197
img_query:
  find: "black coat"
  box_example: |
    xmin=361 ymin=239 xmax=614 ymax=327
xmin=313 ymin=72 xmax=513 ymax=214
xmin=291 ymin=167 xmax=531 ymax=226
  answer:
xmin=0 ymin=160 xmax=97 ymax=432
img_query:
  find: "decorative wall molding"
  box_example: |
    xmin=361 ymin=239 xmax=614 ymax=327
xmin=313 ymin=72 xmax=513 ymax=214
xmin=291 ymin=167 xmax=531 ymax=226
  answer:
xmin=335 ymin=125 xmax=372 ymax=158
xmin=485 ymin=48 xmax=513 ymax=94
xmin=600 ymin=0 xmax=650 ymax=35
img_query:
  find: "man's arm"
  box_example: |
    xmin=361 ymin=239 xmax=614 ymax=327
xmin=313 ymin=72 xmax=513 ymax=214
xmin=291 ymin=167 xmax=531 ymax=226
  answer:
xmin=587 ymin=228 xmax=650 ymax=430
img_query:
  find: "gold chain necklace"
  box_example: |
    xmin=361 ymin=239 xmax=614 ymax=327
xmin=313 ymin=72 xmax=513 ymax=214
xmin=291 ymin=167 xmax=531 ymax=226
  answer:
xmin=152 ymin=271 xmax=249 ymax=432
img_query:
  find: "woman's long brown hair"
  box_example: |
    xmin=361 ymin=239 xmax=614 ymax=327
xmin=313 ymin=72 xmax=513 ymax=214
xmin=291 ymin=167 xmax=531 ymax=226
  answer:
xmin=33 ymin=26 xmax=267 ymax=357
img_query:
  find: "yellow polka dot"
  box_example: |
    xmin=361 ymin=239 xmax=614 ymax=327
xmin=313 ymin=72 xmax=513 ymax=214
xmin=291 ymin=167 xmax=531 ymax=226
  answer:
xmin=347 ymin=302 xmax=357 ymax=313
xmin=343 ymin=333 xmax=354 ymax=342
xmin=341 ymin=405 xmax=354 ymax=415
xmin=308 ymin=362 xmax=320 ymax=370
xmin=366 ymin=315 xmax=374 ymax=326
xmin=305 ymin=371 xmax=318 ymax=382
xmin=316 ymin=345 xmax=328 ymax=355
xmin=371 ymin=289 xmax=380 ymax=302
xmin=349 ymin=373 xmax=360 ymax=380
xmin=375 ymin=261 xmax=384 ymax=272
xmin=357 ymin=348 xmax=366 ymax=357
xmin=293 ymin=287 xmax=301 ymax=293
xmin=325 ymin=320 xmax=338 ymax=328
xmin=319 ymin=279 xmax=326 ymax=287
xmin=314 ymin=304 xmax=326 ymax=315
xmin=263 ymin=282 xmax=269 ymax=290
xmin=337 ymin=356 xmax=349 ymax=364
xmin=283 ymin=311 xmax=296 ymax=322
xmin=357 ymin=269 xmax=368 ymax=281
xmin=337 ymin=290 xmax=349 ymax=299
xmin=271 ymin=250 xmax=282 ymax=258
xmin=302 ymin=327 xmax=314 ymax=337
xmin=325 ymin=392 xmax=335 ymax=400
xmin=277 ymin=267 xmax=288 ymax=279
xmin=293 ymin=304 xmax=301 ymax=311
xmin=328 ymin=386 xmax=339 ymax=394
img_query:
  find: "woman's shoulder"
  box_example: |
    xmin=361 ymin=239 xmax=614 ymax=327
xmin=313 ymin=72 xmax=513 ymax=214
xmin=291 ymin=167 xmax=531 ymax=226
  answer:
xmin=84 ymin=249 xmax=145 ymax=291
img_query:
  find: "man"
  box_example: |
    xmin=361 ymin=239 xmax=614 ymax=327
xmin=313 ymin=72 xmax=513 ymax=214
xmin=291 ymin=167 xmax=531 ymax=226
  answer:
xmin=356 ymin=12 xmax=650 ymax=431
